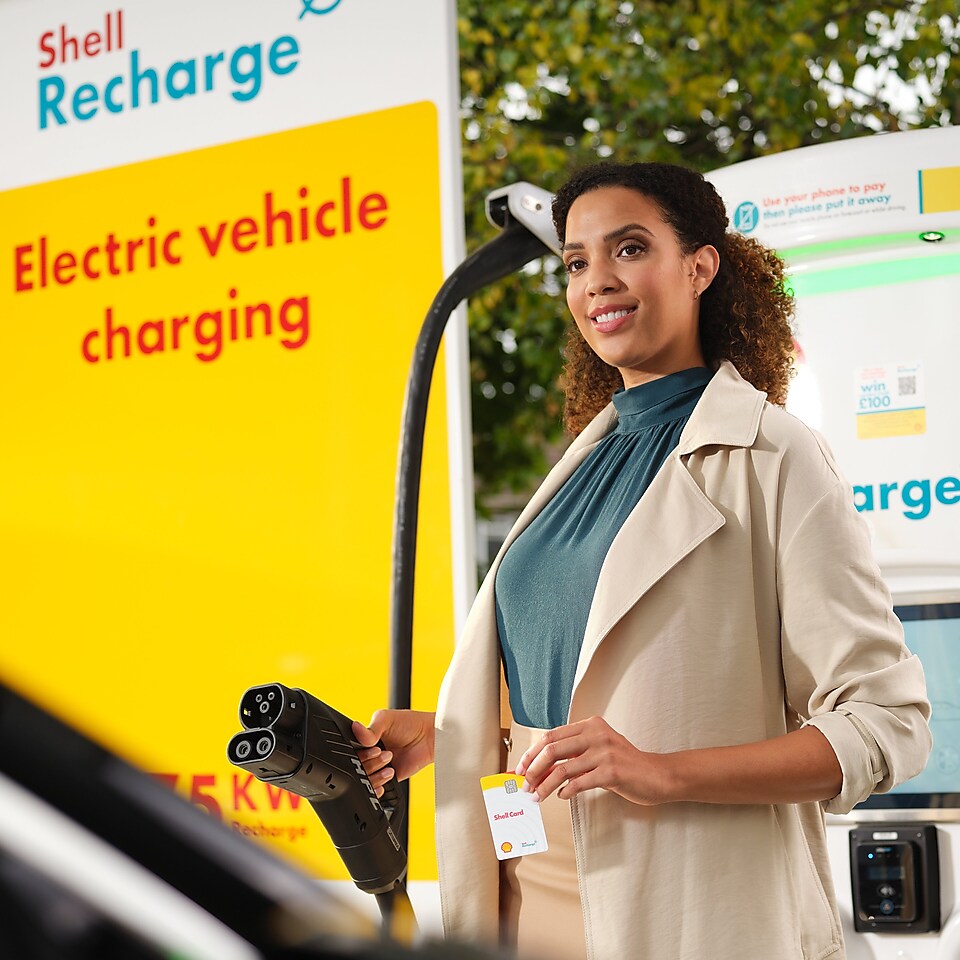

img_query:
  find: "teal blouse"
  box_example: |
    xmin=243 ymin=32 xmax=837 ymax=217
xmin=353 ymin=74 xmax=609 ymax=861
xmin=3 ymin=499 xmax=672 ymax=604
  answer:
xmin=495 ymin=366 xmax=713 ymax=729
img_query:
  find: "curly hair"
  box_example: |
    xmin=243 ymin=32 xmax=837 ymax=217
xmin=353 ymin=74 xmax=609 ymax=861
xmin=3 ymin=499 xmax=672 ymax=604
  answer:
xmin=552 ymin=162 xmax=795 ymax=435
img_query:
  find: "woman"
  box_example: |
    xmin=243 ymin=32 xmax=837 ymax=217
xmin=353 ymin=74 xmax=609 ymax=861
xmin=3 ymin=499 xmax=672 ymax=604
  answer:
xmin=353 ymin=162 xmax=931 ymax=960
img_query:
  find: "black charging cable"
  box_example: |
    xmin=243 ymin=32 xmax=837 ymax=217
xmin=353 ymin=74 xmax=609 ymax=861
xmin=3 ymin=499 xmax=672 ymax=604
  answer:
xmin=389 ymin=221 xmax=552 ymax=856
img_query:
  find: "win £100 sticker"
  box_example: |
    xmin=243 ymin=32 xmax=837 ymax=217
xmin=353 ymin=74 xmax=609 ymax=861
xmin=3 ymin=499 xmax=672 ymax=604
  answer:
xmin=480 ymin=774 xmax=549 ymax=861
xmin=855 ymin=363 xmax=926 ymax=440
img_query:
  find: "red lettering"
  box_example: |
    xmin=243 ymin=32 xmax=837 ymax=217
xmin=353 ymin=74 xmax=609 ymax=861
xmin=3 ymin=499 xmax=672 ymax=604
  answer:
xmin=105 ymin=306 xmax=130 ymax=359
xmin=266 ymin=783 xmax=301 ymax=811
xmin=82 ymin=246 xmax=100 ymax=280
xmin=53 ymin=250 xmax=76 ymax=285
xmin=14 ymin=246 xmax=33 ymax=291
xmin=171 ymin=314 xmax=190 ymax=349
xmin=232 ymin=217 xmax=258 ymax=252
xmin=81 ymin=329 xmax=100 ymax=363
xmin=163 ymin=231 xmax=182 ymax=265
xmin=315 ymin=202 xmax=336 ymax=237
xmin=126 ymin=236 xmax=143 ymax=272
xmin=298 ymin=187 xmax=310 ymax=240
xmin=105 ymin=235 xmax=121 ymax=275
xmin=233 ymin=774 xmax=258 ymax=811
xmin=359 ymin=192 xmax=388 ymax=230
xmin=189 ymin=774 xmax=222 ymax=820
xmin=38 ymin=12 xmax=122 ymax=70
xmin=199 ymin=222 xmax=228 ymax=257
xmin=146 ymin=224 xmax=158 ymax=267
xmin=78 ymin=291 xmax=310 ymax=366
xmin=38 ymin=32 xmax=56 ymax=69
xmin=264 ymin=191 xmax=292 ymax=247
xmin=14 ymin=230 xmax=180 ymax=291
xmin=59 ymin=24 xmax=79 ymax=64
xmin=137 ymin=319 xmax=165 ymax=354
xmin=342 ymin=176 xmax=352 ymax=233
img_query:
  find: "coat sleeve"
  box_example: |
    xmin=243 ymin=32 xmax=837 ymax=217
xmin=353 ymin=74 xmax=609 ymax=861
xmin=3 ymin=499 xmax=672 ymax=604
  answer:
xmin=777 ymin=477 xmax=932 ymax=814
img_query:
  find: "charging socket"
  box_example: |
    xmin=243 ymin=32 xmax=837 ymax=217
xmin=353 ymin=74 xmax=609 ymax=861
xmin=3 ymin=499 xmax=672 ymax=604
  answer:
xmin=849 ymin=824 xmax=940 ymax=933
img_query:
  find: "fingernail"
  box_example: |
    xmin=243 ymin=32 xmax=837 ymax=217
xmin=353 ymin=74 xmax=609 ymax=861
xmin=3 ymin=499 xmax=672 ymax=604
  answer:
xmin=530 ymin=791 xmax=541 ymax=803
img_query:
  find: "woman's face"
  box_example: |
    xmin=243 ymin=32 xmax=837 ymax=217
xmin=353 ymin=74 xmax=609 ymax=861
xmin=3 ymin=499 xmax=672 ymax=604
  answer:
xmin=562 ymin=186 xmax=718 ymax=388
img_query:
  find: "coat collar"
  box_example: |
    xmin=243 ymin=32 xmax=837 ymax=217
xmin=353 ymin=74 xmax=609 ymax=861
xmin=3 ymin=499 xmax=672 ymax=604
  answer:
xmin=562 ymin=361 xmax=766 ymax=462
xmin=677 ymin=361 xmax=766 ymax=455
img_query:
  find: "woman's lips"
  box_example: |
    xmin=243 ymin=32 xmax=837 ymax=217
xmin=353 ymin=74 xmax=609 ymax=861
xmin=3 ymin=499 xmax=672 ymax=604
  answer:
xmin=590 ymin=306 xmax=636 ymax=333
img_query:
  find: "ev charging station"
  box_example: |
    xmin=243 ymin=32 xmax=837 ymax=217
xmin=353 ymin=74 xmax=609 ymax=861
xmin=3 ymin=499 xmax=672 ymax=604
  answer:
xmin=708 ymin=126 xmax=960 ymax=959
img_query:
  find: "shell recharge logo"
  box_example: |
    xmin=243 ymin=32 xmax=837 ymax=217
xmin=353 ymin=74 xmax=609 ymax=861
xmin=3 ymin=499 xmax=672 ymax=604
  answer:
xmin=36 ymin=9 xmax=302 ymax=130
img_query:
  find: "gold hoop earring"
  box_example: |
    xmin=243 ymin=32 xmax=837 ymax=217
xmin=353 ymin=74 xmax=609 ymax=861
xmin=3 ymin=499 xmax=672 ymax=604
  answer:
xmin=693 ymin=289 xmax=700 ymax=300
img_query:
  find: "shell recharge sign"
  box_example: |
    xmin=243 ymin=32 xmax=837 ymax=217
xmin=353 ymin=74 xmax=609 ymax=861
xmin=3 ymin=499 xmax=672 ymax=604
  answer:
xmin=0 ymin=0 xmax=468 ymax=883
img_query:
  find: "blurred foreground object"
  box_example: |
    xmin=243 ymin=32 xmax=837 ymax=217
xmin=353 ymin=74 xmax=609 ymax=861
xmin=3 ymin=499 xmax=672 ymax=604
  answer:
xmin=0 ymin=681 xmax=501 ymax=960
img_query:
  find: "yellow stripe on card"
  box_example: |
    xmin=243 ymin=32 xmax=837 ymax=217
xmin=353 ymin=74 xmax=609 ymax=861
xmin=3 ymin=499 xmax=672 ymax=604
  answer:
xmin=481 ymin=773 xmax=526 ymax=790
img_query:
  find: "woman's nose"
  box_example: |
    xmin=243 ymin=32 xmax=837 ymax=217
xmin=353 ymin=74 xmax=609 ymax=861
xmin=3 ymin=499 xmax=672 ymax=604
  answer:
xmin=585 ymin=263 xmax=622 ymax=296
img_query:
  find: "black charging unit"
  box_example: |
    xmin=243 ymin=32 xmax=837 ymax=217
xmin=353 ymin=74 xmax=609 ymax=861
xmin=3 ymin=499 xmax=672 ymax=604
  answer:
xmin=849 ymin=824 xmax=940 ymax=933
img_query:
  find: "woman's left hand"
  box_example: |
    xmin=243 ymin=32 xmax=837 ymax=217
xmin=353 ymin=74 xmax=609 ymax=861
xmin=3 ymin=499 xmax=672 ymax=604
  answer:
xmin=515 ymin=716 xmax=671 ymax=805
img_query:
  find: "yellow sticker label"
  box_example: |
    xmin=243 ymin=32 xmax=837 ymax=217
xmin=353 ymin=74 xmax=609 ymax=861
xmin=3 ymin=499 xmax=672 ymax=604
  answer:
xmin=920 ymin=164 xmax=960 ymax=215
xmin=855 ymin=364 xmax=926 ymax=440
xmin=857 ymin=408 xmax=927 ymax=439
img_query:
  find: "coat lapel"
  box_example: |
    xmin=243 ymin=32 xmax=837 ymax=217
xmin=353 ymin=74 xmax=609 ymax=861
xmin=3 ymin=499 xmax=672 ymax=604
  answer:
xmin=571 ymin=362 xmax=766 ymax=693
xmin=571 ymin=453 xmax=725 ymax=692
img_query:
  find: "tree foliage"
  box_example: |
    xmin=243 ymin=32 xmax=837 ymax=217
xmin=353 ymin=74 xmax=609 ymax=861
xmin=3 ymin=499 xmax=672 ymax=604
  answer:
xmin=457 ymin=0 xmax=958 ymax=514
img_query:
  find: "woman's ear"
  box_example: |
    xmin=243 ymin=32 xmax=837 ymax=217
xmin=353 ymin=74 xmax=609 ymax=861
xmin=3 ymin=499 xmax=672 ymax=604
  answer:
xmin=691 ymin=244 xmax=720 ymax=297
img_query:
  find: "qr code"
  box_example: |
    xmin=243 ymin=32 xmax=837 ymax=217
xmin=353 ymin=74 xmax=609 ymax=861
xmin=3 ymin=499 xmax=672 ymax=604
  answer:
xmin=898 ymin=375 xmax=916 ymax=396
xmin=504 ymin=779 xmax=518 ymax=794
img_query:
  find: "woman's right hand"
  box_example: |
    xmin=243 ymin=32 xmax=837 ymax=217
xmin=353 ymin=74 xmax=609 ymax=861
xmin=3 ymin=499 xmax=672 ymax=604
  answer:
xmin=352 ymin=709 xmax=436 ymax=797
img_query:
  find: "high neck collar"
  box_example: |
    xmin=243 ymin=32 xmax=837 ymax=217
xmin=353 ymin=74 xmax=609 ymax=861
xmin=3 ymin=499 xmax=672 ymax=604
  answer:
xmin=612 ymin=367 xmax=713 ymax=433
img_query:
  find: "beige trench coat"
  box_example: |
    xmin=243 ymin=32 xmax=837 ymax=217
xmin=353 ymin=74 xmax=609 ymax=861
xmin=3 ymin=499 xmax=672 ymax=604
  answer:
xmin=434 ymin=362 xmax=931 ymax=960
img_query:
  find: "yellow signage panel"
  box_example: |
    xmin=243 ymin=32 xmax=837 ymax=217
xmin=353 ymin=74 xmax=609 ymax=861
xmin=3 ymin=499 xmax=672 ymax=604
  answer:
xmin=920 ymin=164 xmax=960 ymax=215
xmin=0 ymin=100 xmax=452 ymax=880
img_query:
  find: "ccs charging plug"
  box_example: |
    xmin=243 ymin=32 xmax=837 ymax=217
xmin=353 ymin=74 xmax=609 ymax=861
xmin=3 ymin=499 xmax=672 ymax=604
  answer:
xmin=227 ymin=683 xmax=406 ymax=898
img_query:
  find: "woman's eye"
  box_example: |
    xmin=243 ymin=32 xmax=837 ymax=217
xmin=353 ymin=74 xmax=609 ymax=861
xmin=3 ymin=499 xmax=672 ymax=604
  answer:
xmin=619 ymin=242 xmax=645 ymax=256
xmin=564 ymin=258 xmax=586 ymax=274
